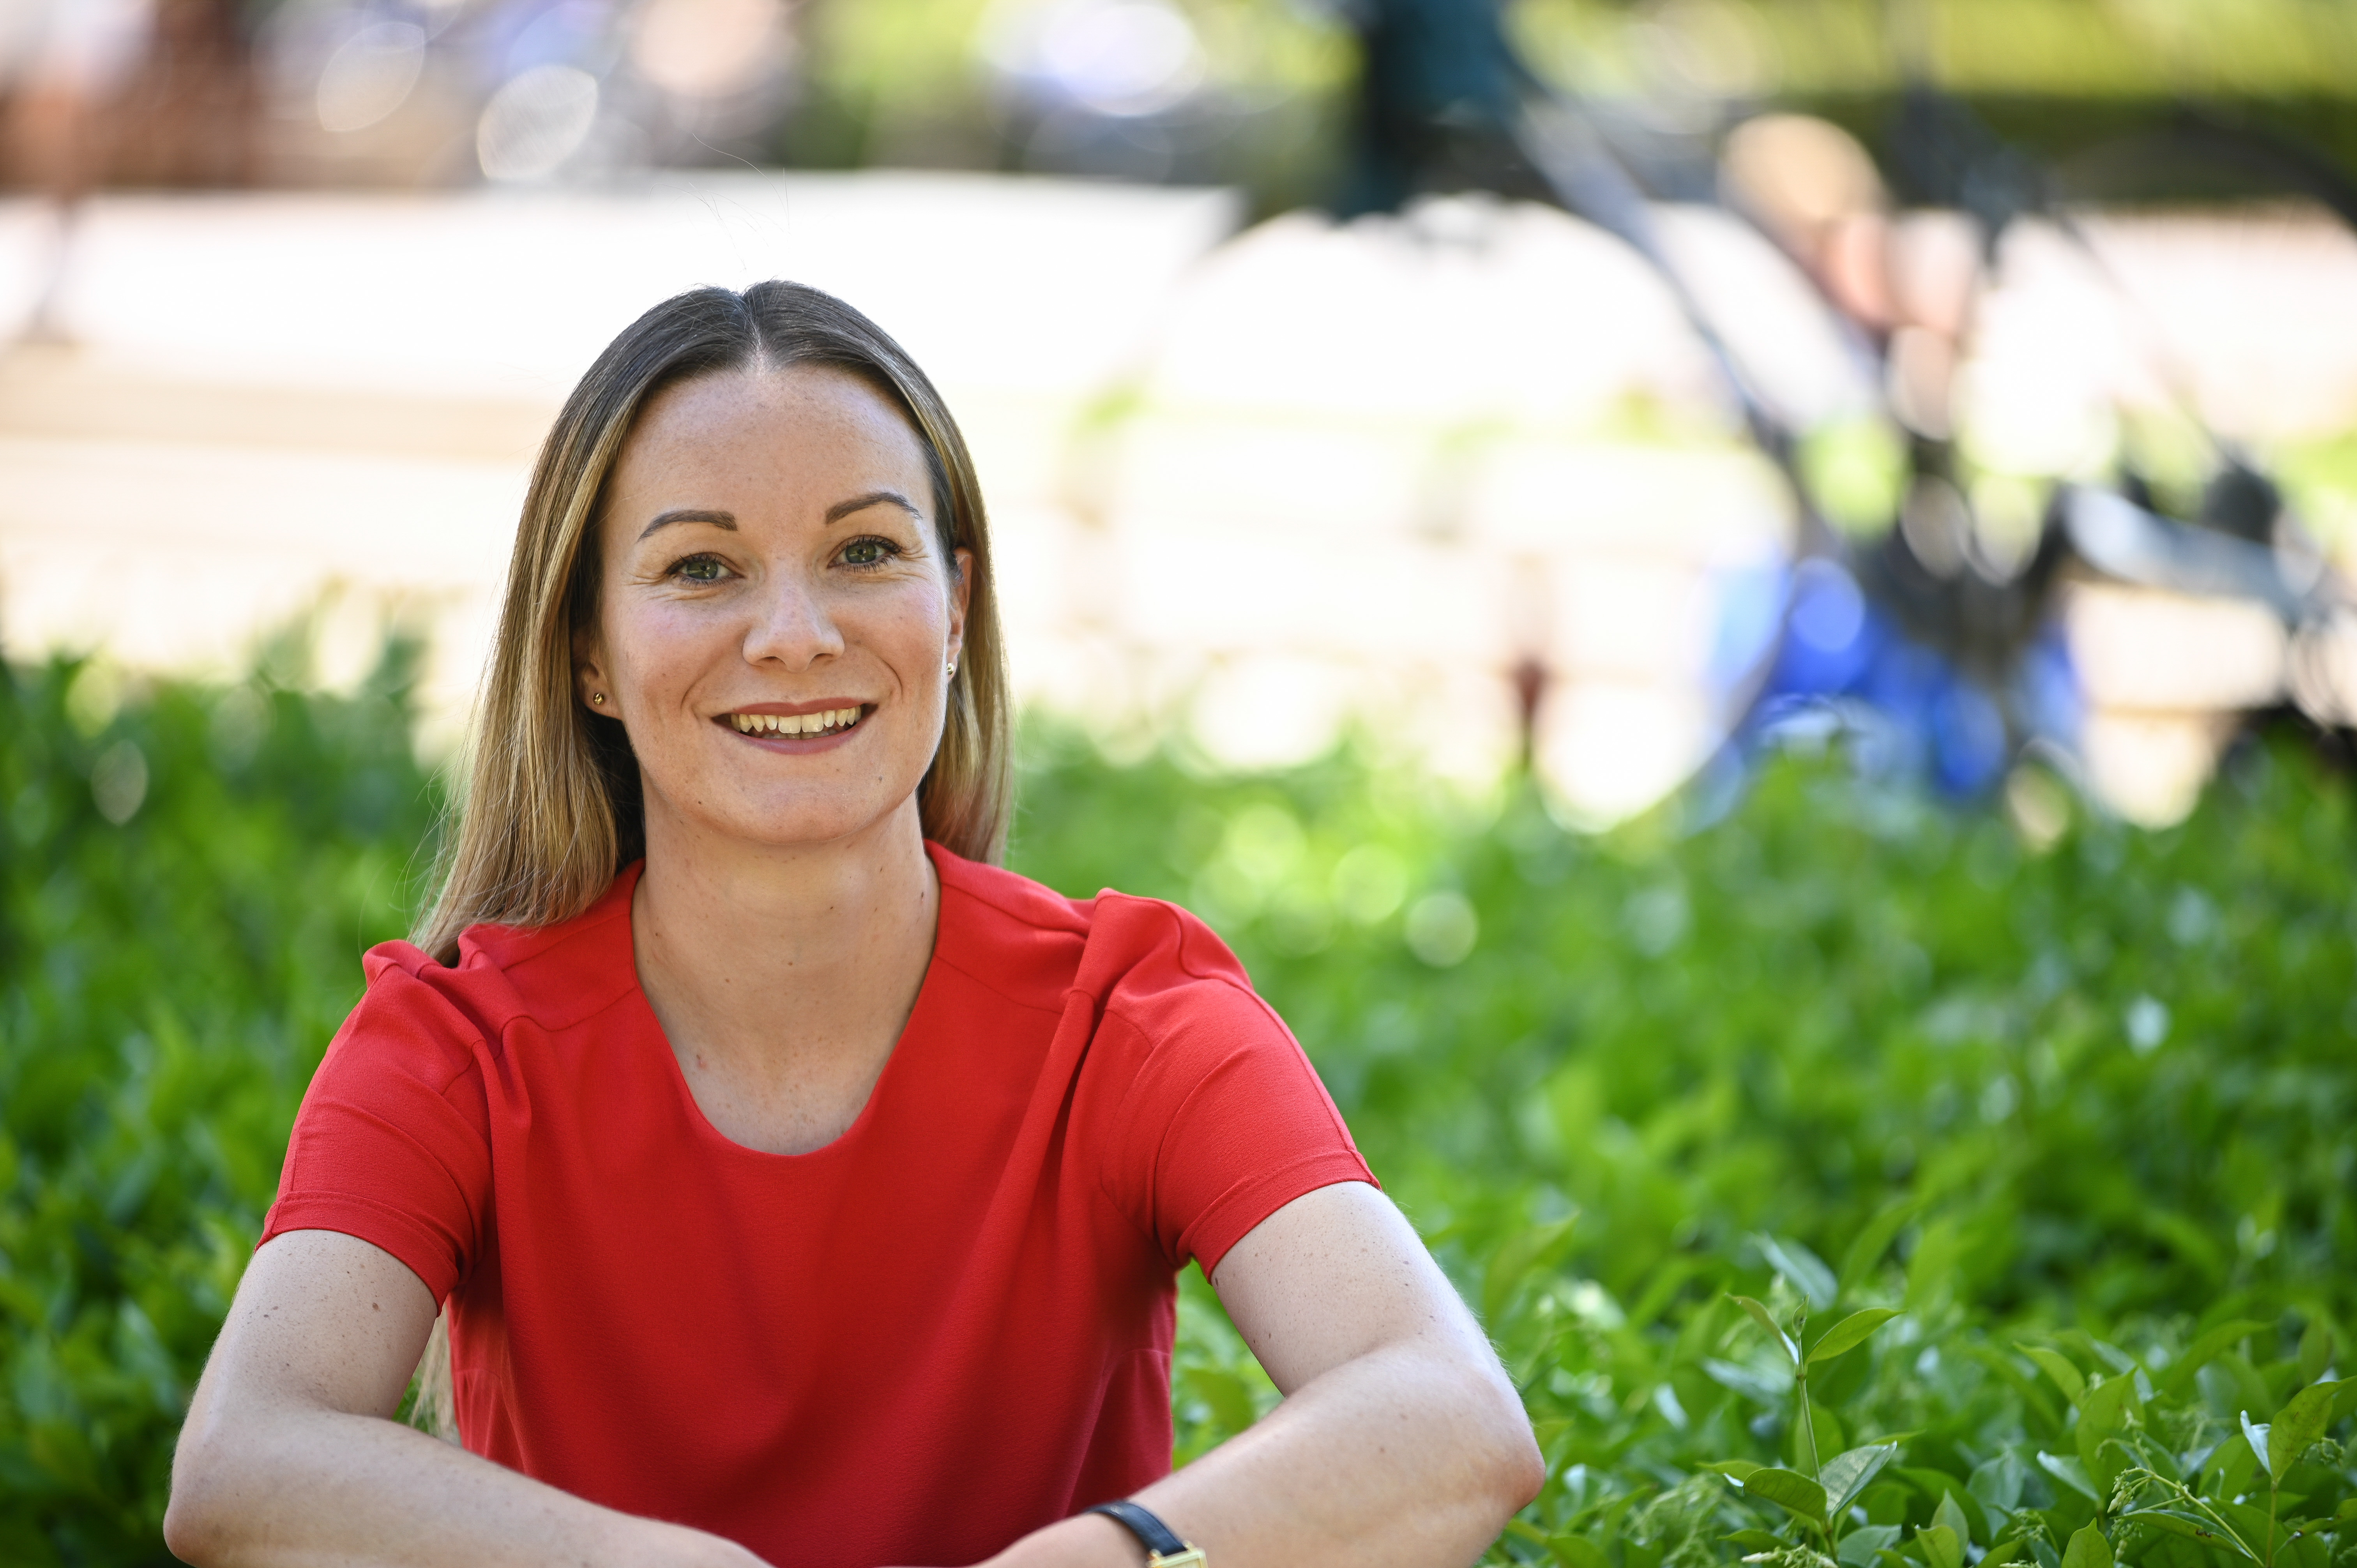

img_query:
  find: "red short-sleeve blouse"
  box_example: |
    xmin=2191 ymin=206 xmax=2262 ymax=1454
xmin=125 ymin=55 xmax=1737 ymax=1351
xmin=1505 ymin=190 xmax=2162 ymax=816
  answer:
xmin=261 ymin=843 xmax=1374 ymax=1567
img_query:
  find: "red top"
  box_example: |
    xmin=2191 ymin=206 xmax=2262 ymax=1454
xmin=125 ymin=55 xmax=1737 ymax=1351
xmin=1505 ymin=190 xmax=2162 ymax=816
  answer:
xmin=262 ymin=844 xmax=1373 ymax=1567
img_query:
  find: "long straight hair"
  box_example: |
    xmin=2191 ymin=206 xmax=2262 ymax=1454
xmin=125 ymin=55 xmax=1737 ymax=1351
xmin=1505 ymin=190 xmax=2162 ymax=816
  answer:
xmin=412 ymin=280 xmax=1012 ymax=966
xmin=402 ymin=282 xmax=1012 ymax=1437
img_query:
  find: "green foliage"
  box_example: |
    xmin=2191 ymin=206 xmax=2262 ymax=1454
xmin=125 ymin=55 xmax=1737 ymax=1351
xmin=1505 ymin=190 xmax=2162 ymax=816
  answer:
xmin=0 ymin=648 xmax=441 ymax=1563
xmin=1014 ymin=722 xmax=2356 ymax=1568
xmin=5 ymin=661 xmax=2355 ymax=1566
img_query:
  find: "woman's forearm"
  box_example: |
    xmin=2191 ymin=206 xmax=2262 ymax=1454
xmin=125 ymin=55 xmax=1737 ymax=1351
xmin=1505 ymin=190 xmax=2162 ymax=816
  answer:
xmin=168 ymin=1231 xmax=767 ymax=1568
xmin=990 ymin=1338 xmax=1542 ymax=1568
xmin=982 ymin=1185 xmax=1544 ymax=1568
xmin=165 ymin=1399 xmax=765 ymax=1568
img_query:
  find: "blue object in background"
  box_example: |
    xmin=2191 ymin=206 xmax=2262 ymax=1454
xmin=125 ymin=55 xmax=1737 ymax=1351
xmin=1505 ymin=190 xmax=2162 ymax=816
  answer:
xmin=1717 ymin=556 xmax=2081 ymax=798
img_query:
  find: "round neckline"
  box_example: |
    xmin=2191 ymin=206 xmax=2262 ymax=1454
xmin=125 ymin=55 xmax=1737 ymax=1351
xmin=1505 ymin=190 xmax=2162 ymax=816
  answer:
xmin=615 ymin=848 xmax=955 ymax=1164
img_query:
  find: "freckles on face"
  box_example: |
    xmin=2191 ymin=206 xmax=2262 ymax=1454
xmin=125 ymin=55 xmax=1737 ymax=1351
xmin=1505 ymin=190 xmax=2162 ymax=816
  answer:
xmin=582 ymin=364 xmax=971 ymax=847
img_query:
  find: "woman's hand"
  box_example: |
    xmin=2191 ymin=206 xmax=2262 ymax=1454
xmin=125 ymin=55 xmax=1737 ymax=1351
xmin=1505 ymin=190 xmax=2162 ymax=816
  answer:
xmin=166 ymin=1229 xmax=772 ymax=1568
xmin=991 ymin=1181 xmax=1543 ymax=1568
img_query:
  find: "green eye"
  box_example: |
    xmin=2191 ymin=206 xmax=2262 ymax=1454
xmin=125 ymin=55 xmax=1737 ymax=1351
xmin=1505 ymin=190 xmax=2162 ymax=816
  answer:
xmin=674 ymin=555 xmax=726 ymax=583
xmin=842 ymin=538 xmax=893 ymax=567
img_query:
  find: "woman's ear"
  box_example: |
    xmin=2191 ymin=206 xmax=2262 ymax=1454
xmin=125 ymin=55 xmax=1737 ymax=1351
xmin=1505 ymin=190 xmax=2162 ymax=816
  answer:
xmin=945 ymin=547 xmax=973 ymax=669
xmin=572 ymin=627 xmax=617 ymax=718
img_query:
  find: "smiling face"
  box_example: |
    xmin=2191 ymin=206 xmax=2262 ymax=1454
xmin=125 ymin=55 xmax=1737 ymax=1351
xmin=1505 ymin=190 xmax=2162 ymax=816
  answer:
xmin=575 ymin=364 xmax=971 ymax=856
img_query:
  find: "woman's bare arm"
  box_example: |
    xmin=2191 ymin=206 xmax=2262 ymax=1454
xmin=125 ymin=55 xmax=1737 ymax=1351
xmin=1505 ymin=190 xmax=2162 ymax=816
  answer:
xmin=166 ymin=1229 xmax=768 ymax=1568
xmin=984 ymin=1181 xmax=1544 ymax=1568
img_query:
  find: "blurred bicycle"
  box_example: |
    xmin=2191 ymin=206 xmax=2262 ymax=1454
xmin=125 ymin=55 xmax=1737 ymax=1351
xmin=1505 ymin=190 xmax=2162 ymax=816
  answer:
xmin=1324 ymin=0 xmax=2357 ymax=818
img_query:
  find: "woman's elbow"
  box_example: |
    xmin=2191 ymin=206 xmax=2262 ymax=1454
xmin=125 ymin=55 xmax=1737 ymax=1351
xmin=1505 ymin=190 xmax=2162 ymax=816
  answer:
xmin=163 ymin=1409 xmax=245 ymax=1566
xmin=1483 ymin=1377 xmax=1547 ymax=1511
xmin=1446 ymin=1354 xmax=1546 ymax=1517
xmin=163 ymin=1467 xmax=221 ymax=1564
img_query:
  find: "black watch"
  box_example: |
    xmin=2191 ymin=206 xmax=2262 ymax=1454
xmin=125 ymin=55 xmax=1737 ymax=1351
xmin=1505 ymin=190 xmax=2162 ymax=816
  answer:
xmin=1085 ymin=1500 xmax=1206 ymax=1567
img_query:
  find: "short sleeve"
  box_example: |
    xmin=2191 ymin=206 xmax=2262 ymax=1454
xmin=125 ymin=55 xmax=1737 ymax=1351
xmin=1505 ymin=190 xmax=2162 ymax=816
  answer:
xmin=260 ymin=950 xmax=496 ymax=1301
xmin=1090 ymin=907 xmax=1375 ymax=1278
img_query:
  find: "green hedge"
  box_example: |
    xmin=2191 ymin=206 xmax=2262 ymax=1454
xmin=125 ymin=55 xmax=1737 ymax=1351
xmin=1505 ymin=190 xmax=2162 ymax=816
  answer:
xmin=1025 ymin=733 xmax=2355 ymax=1568
xmin=2 ymin=651 xmax=2350 ymax=1566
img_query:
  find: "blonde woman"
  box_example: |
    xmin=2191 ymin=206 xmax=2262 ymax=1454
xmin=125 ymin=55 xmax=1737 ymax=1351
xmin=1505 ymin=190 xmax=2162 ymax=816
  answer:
xmin=164 ymin=282 xmax=1540 ymax=1568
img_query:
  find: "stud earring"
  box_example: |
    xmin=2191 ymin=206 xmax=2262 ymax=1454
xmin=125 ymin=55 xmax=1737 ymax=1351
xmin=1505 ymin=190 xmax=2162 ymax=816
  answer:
xmin=591 ymin=692 xmax=606 ymax=706
xmin=945 ymin=660 xmax=957 ymax=678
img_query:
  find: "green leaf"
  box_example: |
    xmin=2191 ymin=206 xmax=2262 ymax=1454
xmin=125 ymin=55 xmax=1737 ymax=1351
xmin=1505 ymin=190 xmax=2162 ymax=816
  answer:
xmin=1723 ymin=1531 xmax=1785 ymax=1556
xmin=1932 ymin=1492 xmax=1973 ymax=1548
xmin=1707 ymin=1460 xmax=1765 ymax=1481
xmin=1968 ymin=1453 xmax=2026 ymax=1515
xmin=2158 ymin=1321 xmax=2269 ymax=1398
xmin=1839 ymin=1525 xmax=1901 ymax=1568
xmin=1919 ymin=1524 xmax=1964 ymax=1568
xmin=1758 ymin=1234 xmax=1839 ymax=1312
xmin=1987 ymin=1530 xmax=2040 ymax=1568
xmin=2242 ymin=1411 xmax=2272 ymax=1476
xmin=1742 ymin=1467 xmax=1830 ymax=1529
xmin=2078 ymin=1377 xmax=2138 ymax=1487
xmin=1822 ymin=1444 xmax=1901 ymax=1519
xmin=2082 ymin=1372 xmax=2136 ymax=1434
xmin=2121 ymin=1509 xmax=2235 ymax=1550
xmin=2215 ymin=1502 xmax=2277 ymax=1553
xmin=2037 ymin=1451 xmax=2101 ymax=1502
xmin=1550 ymin=1531 xmax=1611 ymax=1568
xmin=1838 ymin=1201 xmax=1918 ymax=1294
xmin=2060 ymin=1524 xmax=2113 ymax=1568
xmin=1484 ymin=1215 xmax=1579 ymax=1325
xmin=2210 ymin=1425 xmax=2260 ymax=1499
xmin=1810 ymin=1309 xmax=1902 ymax=1367
xmin=2297 ymin=1323 xmax=2335 ymax=1388
xmin=1918 ymin=1479 xmax=1989 ymax=1546
xmin=2019 ymin=1346 xmax=2087 ymax=1407
xmin=2264 ymin=1381 xmax=2343 ymax=1484
xmin=1733 ymin=1294 xmax=1801 ymax=1366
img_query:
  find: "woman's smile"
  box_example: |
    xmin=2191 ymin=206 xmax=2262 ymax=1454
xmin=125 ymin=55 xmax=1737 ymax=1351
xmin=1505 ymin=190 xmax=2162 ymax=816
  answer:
xmin=721 ymin=702 xmax=872 ymax=747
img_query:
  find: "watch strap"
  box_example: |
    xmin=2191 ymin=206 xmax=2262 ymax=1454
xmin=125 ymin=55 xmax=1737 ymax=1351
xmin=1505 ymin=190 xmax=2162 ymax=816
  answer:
xmin=1085 ymin=1500 xmax=1205 ymax=1567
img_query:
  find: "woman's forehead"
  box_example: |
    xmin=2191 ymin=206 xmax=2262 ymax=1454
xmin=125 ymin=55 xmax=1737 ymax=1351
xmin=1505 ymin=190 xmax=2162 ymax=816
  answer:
xmin=619 ymin=365 xmax=930 ymax=491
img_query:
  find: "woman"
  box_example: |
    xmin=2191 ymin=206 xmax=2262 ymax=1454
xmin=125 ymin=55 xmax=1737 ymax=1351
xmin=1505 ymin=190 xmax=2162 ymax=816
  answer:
xmin=164 ymin=281 xmax=1541 ymax=1568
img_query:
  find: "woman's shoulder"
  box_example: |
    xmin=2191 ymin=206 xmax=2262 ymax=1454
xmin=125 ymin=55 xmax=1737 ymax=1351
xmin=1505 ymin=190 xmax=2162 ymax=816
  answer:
xmin=928 ymin=844 xmax=1262 ymax=1029
xmin=353 ymin=869 xmax=641 ymax=1050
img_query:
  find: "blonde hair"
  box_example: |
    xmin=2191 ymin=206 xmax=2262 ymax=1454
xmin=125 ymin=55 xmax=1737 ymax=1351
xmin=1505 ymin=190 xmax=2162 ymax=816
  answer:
xmin=402 ymin=281 xmax=1012 ymax=1437
xmin=412 ymin=281 xmax=1012 ymax=966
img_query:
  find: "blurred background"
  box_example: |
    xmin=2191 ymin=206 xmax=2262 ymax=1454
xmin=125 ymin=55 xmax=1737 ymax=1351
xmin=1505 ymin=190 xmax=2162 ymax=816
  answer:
xmin=5 ymin=3 xmax=2357 ymax=1561
xmin=5 ymin=0 xmax=2357 ymax=824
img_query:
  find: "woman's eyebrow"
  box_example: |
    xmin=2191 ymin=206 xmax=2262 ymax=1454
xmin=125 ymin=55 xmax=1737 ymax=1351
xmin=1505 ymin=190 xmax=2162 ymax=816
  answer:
xmin=636 ymin=508 xmax=737 ymax=542
xmin=825 ymin=489 xmax=923 ymax=524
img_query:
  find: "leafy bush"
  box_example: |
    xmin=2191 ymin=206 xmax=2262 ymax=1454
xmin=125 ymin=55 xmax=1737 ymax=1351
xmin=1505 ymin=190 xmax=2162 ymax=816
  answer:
xmin=2 ymin=656 xmax=2350 ymax=1568
xmin=1019 ymin=727 xmax=2355 ymax=1568
xmin=0 ymin=646 xmax=440 ymax=1564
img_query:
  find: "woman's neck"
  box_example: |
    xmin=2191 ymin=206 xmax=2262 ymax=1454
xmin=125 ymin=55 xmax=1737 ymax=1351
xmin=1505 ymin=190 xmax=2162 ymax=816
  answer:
xmin=627 ymin=797 xmax=940 ymax=1155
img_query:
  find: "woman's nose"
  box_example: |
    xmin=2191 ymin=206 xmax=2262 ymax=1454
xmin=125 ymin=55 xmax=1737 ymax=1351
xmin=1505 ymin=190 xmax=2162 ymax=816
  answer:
xmin=743 ymin=568 xmax=845 ymax=669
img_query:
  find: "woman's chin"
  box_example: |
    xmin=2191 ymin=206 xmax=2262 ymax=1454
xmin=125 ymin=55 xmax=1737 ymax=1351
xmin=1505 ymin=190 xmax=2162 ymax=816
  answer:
xmin=653 ymin=793 xmax=919 ymax=857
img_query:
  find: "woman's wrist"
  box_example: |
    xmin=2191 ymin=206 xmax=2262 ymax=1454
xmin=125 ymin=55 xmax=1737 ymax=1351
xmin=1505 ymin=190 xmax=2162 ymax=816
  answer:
xmin=984 ymin=1511 xmax=1147 ymax=1568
